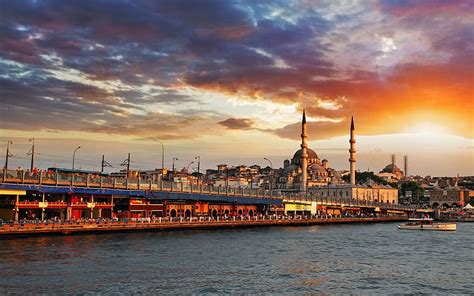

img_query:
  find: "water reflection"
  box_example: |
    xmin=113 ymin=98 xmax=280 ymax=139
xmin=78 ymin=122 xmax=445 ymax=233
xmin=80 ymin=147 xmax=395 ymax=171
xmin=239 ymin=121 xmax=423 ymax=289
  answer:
xmin=0 ymin=223 xmax=473 ymax=294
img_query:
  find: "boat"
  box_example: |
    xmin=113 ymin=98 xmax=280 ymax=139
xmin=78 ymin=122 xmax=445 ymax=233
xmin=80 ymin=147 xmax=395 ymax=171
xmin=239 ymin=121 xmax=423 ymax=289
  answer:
xmin=398 ymin=218 xmax=456 ymax=231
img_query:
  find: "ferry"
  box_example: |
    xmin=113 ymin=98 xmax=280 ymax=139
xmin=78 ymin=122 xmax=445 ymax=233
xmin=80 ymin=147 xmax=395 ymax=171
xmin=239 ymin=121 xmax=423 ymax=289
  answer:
xmin=398 ymin=218 xmax=456 ymax=231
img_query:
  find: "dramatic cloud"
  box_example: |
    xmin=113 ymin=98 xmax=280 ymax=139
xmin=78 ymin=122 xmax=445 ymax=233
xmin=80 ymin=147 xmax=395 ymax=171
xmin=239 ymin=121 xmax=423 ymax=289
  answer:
xmin=218 ymin=118 xmax=254 ymax=130
xmin=0 ymin=0 xmax=472 ymax=143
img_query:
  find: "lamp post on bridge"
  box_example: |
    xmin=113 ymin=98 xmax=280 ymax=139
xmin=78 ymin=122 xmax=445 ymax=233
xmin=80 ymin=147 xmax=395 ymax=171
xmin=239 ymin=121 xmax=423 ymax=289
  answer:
xmin=28 ymin=138 xmax=35 ymax=171
xmin=172 ymin=157 xmax=178 ymax=173
xmin=195 ymin=155 xmax=200 ymax=187
xmin=264 ymin=157 xmax=273 ymax=192
xmin=153 ymin=138 xmax=165 ymax=179
xmin=186 ymin=161 xmax=194 ymax=172
xmin=72 ymin=146 xmax=81 ymax=170
xmin=171 ymin=157 xmax=179 ymax=190
xmin=4 ymin=140 xmax=13 ymax=175
xmin=194 ymin=156 xmax=200 ymax=174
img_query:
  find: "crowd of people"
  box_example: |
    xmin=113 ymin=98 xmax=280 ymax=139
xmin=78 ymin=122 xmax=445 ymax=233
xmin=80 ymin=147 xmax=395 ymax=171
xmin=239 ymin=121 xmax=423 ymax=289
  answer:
xmin=0 ymin=211 xmax=400 ymax=227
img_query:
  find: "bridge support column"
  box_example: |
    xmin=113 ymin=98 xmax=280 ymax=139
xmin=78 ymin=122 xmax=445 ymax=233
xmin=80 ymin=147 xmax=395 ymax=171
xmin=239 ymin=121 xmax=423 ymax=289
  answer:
xmin=14 ymin=194 xmax=19 ymax=222
xmin=41 ymin=193 xmax=45 ymax=220
xmin=90 ymin=195 xmax=94 ymax=219
xmin=66 ymin=206 xmax=72 ymax=221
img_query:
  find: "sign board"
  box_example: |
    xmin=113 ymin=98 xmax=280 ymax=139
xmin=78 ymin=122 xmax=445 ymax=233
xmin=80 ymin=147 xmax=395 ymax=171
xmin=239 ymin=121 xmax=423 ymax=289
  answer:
xmin=38 ymin=202 xmax=48 ymax=208
xmin=0 ymin=189 xmax=27 ymax=196
xmin=87 ymin=202 xmax=96 ymax=208
xmin=285 ymin=202 xmax=317 ymax=214
xmin=405 ymin=191 xmax=412 ymax=197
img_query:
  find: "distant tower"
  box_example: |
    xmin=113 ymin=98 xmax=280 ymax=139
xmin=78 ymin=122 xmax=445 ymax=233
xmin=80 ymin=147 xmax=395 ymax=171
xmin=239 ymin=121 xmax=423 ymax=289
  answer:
xmin=391 ymin=154 xmax=396 ymax=174
xmin=404 ymin=155 xmax=408 ymax=178
xmin=300 ymin=109 xmax=308 ymax=192
xmin=349 ymin=116 xmax=356 ymax=185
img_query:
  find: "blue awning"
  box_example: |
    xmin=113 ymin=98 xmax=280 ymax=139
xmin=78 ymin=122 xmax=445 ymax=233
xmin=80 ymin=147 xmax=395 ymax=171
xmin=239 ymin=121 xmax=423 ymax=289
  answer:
xmin=0 ymin=183 xmax=282 ymax=205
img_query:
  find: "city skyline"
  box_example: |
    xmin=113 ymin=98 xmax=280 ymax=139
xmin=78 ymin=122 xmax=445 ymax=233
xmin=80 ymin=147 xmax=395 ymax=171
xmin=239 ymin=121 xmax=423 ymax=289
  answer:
xmin=1 ymin=0 xmax=473 ymax=176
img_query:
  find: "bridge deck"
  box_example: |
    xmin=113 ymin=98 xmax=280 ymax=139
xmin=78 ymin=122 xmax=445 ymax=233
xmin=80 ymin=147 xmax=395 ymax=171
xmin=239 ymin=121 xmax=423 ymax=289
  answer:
xmin=0 ymin=174 xmax=415 ymax=211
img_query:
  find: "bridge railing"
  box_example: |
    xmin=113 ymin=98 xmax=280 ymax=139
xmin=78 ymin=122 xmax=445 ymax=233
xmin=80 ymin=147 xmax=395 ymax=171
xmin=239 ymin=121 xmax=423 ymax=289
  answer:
xmin=1 ymin=169 xmax=415 ymax=210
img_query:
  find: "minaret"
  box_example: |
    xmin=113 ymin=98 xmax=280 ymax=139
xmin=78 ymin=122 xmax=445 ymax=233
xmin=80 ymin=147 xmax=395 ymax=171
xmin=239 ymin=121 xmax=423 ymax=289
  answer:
xmin=349 ymin=116 xmax=356 ymax=186
xmin=404 ymin=155 xmax=408 ymax=178
xmin=300 ymin=109 xmax=308 ymax=192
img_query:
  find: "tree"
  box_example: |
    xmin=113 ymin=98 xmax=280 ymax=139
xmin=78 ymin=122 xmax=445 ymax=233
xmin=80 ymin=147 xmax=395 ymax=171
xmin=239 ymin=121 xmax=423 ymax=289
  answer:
xmin=342 ymin=171 xmax=392 ymax=186
xmin=400 ymin=181 xmax=424 ymax=202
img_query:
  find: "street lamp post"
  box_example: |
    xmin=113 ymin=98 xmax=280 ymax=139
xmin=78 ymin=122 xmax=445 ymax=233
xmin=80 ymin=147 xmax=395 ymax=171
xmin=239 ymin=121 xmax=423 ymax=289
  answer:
xmin=172 ymin=157 xmax=178 ymax=173
xmin=194 ymin=156 xmax=200 ymax=174
xmin=28 ymin=138 xmax=35 ymax=171
xmin=153 ymin=138 xmax=165 ymax=172
xmin=264 ymin=157 xmax=274 ymax=193
xmin=195 ymin=155 xmax=201 ymax=187
xmin=172 ymin=157 xmax=178 ymax=189
xmin=72 ymin=146 xmax=81 ymax=170
xmin=187 ymin=161 xmax=194 ymax=171
xmin=4 ymin=140 xmax=13 ymax=172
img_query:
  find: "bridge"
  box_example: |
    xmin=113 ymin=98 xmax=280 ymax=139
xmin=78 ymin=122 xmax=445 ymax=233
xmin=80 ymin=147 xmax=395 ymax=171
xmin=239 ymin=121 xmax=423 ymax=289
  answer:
xmin=0 ymin=169 xmax=414 ymax=213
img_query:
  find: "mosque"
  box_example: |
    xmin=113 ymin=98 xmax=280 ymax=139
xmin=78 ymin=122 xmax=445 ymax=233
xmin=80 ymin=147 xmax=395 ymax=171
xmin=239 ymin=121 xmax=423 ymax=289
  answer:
xmin=275 ymin=110 xmax=341 ymax=191
xmin=275 ymin=111 xmax=398 ymax=204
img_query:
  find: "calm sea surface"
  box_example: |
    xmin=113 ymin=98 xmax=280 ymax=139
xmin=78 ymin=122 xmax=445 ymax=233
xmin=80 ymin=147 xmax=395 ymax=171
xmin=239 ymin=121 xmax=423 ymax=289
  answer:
xmin=0 ymin=223 xmax=473 ymax=294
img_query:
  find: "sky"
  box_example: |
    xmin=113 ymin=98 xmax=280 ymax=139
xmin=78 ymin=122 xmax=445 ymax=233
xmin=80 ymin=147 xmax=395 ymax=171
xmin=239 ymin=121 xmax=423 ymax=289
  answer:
xmin=0 ymin=0 xmax=473 ymax=176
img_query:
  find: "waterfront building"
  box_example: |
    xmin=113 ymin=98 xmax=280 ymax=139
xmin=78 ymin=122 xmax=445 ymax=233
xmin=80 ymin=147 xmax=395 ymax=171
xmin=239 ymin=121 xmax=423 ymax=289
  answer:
xmin=309 ymin=180 xmax=398 ymax=204
xmin=427 ymin=185 xmax=471 ymax=208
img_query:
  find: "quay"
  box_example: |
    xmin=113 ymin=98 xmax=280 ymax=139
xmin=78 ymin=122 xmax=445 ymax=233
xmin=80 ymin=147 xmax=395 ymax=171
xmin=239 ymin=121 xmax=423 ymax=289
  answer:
xmin=0 ymin=216 xmax=407 ymax=236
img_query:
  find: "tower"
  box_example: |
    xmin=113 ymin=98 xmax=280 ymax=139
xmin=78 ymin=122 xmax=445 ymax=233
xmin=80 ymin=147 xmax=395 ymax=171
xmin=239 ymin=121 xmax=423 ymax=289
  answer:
xmin=300 ymin=109 xmax=308 ymax=192
xmin=349 ymin=116 xmax=356 ymax=185
xmin=404 ymin=155 xmax=408 ymax=178
xmin=391 ymin=154 xmax=396 ymax=174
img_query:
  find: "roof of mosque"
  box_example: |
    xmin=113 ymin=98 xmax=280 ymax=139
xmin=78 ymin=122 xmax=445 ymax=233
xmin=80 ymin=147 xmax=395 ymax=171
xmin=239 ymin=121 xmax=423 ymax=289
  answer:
xmin=381 ymin=164 xmax=402 ymax=173
xmin=292 ymin=148 xmax=319 ymax=161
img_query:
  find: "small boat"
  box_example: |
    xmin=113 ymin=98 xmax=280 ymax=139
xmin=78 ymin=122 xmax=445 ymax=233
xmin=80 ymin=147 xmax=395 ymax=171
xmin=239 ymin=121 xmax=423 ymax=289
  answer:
xmin=398 ymin=218 xmax=456 ymax=231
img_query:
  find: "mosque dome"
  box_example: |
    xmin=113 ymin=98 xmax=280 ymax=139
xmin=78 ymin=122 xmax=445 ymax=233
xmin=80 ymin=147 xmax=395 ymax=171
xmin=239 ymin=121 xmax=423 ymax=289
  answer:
xmin=381 ymin=164 xmax=402 ymax=174
xmin=292 ymin=148 xmax=318 ymax=160
xmin=291 ymin=148 xmax=319 ymax=165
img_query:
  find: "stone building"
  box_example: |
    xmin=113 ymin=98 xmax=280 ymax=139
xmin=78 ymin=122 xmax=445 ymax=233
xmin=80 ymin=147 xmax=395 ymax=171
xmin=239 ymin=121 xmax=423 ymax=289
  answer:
xmin=309 ymin=180 xmax=399 ymax=204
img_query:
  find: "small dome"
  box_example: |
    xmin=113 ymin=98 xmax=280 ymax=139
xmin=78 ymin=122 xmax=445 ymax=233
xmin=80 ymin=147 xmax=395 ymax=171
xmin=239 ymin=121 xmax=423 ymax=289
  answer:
xmin=309 ymin=163 xmax=326 ymax=172
xmin=283 ymin=164 xmax=299 ymax=174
